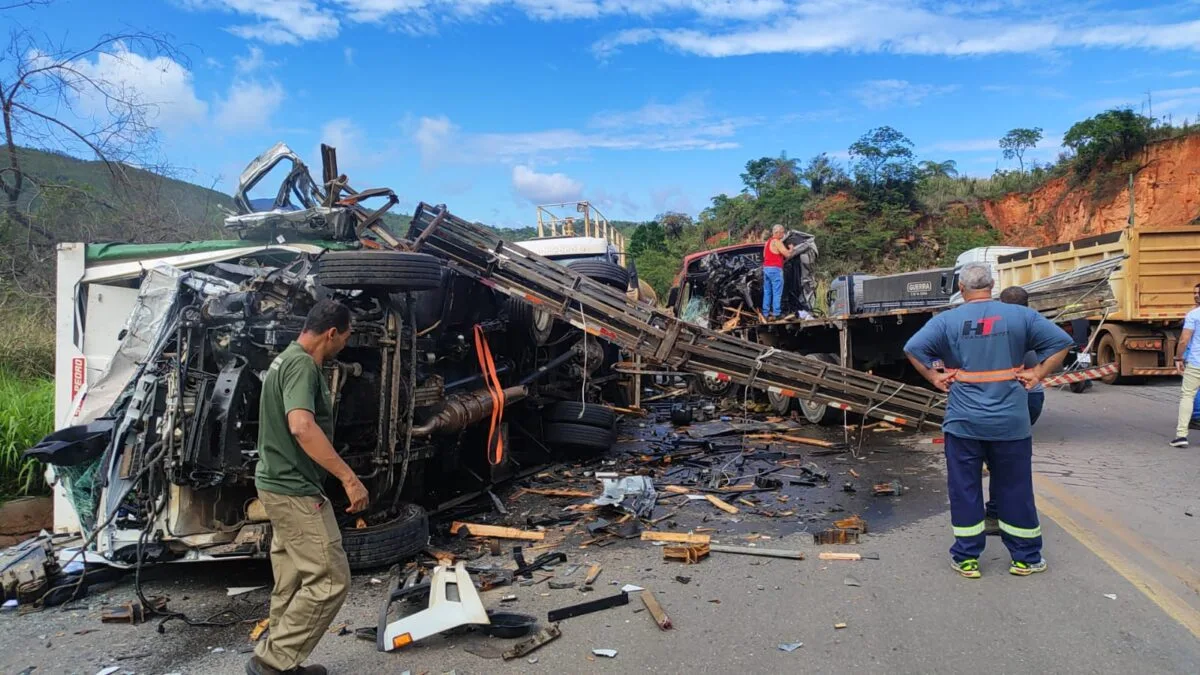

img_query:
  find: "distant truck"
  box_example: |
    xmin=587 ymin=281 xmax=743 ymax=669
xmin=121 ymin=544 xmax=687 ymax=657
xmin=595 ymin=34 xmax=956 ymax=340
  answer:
xmin=948 ymin=246 xmax=1031 ymax=304
xmin=997 ymin=226 xmax=1200 ymax=383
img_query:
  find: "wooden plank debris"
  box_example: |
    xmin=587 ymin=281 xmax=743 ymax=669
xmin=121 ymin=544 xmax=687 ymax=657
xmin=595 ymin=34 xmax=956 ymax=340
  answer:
xmin=450 ymin=522 xmax=545 ymax=541
xmin=705 ymin=494 xmax=740 ymax=514
xmin=584 ymin=563 xmax=603 ymax=585
xmin=709 ymin=544 xmax=804 ymax=559
xmin=640 ymin=590 xmax=673 ymax=630
xmin=663 ymin=544 xmax=710 ymax=564
xmin=641 ymin=531 xmax=711 ymax=544
xmin=522 ymin=488 xmax=595 ymax=498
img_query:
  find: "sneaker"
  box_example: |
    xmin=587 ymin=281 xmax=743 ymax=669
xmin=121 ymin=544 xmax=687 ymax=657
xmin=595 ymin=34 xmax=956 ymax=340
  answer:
xmin=1010 ymin=559 xmax=1048 ymax=576
xmin=950 ymin=558 xmax=982 ymax=579
xmin=983 ymin=517 xmax=1000 ymax=536
xmin=1169 ymin=437 xmax=1189 ymax=448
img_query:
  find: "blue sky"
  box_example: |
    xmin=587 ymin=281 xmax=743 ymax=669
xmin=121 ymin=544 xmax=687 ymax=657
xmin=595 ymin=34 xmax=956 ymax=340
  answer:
xmin=6 ymin=1 xmax=1200 ymax=228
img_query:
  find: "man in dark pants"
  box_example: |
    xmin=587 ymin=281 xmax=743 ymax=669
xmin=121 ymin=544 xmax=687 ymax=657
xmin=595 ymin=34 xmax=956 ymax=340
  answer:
xmin=983 ymin=286 xmax=1045 ymax=535
xmin=248 ymin=300 xmax=370 ymax=675
xmin=905 ymin=263 xmax=1072 ymax=578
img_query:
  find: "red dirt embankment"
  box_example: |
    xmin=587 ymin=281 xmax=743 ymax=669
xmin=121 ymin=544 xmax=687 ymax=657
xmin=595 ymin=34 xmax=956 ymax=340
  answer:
xmin=982 ymin=134 xmax=1200 ymax=246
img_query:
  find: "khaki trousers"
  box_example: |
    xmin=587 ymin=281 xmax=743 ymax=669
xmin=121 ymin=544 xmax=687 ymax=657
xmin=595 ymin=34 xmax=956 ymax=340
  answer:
xmin=1178 ymin=365 xmax=1200 ymax=438
xmin=255 ymin=489 xmax=351 ymax=671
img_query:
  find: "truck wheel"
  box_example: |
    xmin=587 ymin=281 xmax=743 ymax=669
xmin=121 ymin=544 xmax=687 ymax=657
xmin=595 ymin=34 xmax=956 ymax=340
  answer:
xmin=507 ymin=297 xmax=554 ymax=346
xmin=798 ymin=354 xmax=844 ymax=426
xmin=318 ymin=251 xmax=444 ymax=292
xmin=568 ymin=260 xmax=629 ymax=291
xmin=1095 ymin=333 xmax=1142 ymax=385
xmin=341 ymin=503 xmax=429 ymax=571
xmin=544 ymin=423 xmax=616 ymax=451
xmin=689 ymin=373 xmax=737 ymax=398
xmin=544 ymin=402 xmax=616 ymax=429
xmin=767 ymin=390 xmax=793 ymax=415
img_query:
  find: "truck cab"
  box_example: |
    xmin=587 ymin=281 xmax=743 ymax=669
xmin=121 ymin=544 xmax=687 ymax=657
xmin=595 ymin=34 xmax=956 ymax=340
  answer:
xmin=949 ymin=246 xmax=1031 ymax=303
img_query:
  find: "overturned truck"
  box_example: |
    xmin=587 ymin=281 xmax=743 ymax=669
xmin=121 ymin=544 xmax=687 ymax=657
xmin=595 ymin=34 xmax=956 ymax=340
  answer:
xmin=34 ymin=144 xmax=625 ymax=571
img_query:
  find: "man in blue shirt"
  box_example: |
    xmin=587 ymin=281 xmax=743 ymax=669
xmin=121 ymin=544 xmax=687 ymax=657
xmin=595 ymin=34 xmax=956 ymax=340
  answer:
xmin=1171 ymin=282 xmax=1200 ymax=447
xmin=905 ymin=263 xmax=1073 ymax=578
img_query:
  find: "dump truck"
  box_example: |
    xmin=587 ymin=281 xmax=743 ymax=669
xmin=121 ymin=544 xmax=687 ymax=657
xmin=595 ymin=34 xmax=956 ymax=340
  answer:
xmin=997 ymin=226 xmax=1200 ymax=383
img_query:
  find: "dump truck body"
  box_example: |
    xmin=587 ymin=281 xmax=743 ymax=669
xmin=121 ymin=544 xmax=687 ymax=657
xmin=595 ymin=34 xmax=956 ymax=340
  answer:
xmin=998 ymin=226 xmax=1200 ymax=381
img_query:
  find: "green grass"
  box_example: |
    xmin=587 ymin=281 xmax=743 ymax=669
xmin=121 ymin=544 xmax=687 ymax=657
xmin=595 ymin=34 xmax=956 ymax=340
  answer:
xmin=0 ymin=372 xmax=53 ymax=500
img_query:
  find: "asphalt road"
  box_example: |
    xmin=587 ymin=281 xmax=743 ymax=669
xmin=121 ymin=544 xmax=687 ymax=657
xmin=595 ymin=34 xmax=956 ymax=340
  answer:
xmin=2 ymin=382 xmax=1197 ymax=674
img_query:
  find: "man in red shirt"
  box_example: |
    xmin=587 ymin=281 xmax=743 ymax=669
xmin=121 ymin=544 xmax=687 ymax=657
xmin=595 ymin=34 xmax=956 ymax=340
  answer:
xmin=762 ymin=224 xmax=797 ymax=321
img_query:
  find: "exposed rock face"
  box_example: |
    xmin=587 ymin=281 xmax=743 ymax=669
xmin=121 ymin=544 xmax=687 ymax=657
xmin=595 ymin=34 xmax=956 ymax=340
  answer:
xmin=982 ymin=135 xmax=1200 ymax=246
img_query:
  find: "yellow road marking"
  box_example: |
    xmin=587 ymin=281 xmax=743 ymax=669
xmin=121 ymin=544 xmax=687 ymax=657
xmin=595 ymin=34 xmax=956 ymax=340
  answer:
xmin=1035 ymin=475 xmax=1200 ymax=640
xmin=1034 ymin=475 xmax=1199 ymax=595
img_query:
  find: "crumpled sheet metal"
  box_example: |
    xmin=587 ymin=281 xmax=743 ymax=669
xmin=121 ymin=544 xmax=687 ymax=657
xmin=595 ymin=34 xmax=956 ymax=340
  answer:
xmin=592 ymin=475 xmax=657 ymax=517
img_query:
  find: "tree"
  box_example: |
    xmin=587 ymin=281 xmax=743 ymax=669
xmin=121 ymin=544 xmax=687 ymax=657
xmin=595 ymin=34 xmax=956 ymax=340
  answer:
xmin=739 ymin=152 xmax=800 ymax=196
xmin=848 ymin=126 xmax=918 ymax=210
xmin=918 ymin=160 xmax=958 ymax=179
xmin=656 ymin=211 xmax=692 ymax=238
xmin=802 ymin=153 xmax=846 ymax=195
xmin=999 ymin=127 xmax=1043 ymax=172
xmin=739 ymin=157 xmax=773 ymax=197
xmin=0 ymin=7 xmax=181 ymax=234
xmin=626 ymin=221 xmax=667 ymax=259
xmin=1062 ymin=109 xmax=1150 ymax=174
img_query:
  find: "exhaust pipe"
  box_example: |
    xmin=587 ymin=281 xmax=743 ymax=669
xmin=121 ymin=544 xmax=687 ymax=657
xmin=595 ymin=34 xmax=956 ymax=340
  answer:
xmin=410 ymin=385 xmax=527 ymax=437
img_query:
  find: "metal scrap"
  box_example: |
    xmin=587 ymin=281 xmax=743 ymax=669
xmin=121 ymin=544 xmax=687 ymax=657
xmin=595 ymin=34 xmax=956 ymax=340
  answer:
xmin=592 ymin=474 xmax=657 ymax=517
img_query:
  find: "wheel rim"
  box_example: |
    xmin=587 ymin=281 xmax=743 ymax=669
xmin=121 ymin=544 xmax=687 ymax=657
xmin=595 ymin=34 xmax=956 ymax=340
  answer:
xmin=800 ymin=398 xmax=828 ymax=424
xmin=767 ymin=390 xmax=791 ymax=414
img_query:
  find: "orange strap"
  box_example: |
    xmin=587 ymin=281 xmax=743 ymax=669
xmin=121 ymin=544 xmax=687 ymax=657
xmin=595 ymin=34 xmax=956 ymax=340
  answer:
xmin=945 ymin=367 xmax=1023 ymax=383
xmin=473 ymin=324 xmax=505 ymax=465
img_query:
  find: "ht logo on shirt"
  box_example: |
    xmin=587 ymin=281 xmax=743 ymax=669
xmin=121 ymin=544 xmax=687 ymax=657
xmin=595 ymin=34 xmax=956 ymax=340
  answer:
xmin=961 ymin=316 xmax=1003 ymax=338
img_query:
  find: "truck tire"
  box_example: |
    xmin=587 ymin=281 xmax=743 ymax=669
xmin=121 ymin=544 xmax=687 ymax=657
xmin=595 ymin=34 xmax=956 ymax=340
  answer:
xmin=690 ymin=373 xmax=737 ymax=398
xmin=1095 ymin=333 xmax=1142 ymax=385
xmin=544 ymin=402 xmax=616 ymax=429
xmin=767 ymin=389 xmax=793 ymax=415
xmin=544 ymin=423 xmax=616 ymax=451
xmin=568 ymin=260 xmax=629 ymax=291
xmin=341 ymin=503 xmax=429 ymax=571
xmin=798 ymin=354 xmax=845 ymax=426
xmin=318 ymin=251 xmax=444 ymax=292
xmin=507 ymin=297 xmax=554 ymax=346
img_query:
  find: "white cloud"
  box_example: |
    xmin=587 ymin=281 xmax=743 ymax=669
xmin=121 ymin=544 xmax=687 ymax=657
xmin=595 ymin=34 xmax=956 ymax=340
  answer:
xmin=205 ymin=56 xmax=224 ymax=69
xmin=412 ymin=96 xmax=746 ymax=166
xmin=214 ymin=80 xmax=286 ymax=132
xmin=234 ymin=45 xmax=277 ymax=74
xmin=318 ymin=117 xmax=392 ymax=169
xmin=200 ymin=0 xmax=340 ymax=44
xmin=592 ymin=3 xmax=1200 ymax=58
xmin=71 ymin=42 xmax=208 ymax=132
xmin=511 ymin=165 xmax=583 ymax=204
xmin=343 ymin=47 xmax=355 ymax=65
xmin=851 ymin=79 xmax=957 ymax=109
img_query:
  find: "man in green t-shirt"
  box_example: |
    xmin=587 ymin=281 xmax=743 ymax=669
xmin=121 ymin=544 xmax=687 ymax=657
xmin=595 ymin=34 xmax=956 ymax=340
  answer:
xmin=248 ymin=299 xmax=369 ymax=675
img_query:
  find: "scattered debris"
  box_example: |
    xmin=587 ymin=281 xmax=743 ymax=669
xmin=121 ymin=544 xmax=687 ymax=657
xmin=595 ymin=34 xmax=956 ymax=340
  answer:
xmin=523 ymin=488 xmax=595 ymax=498
xmin=640 ymin=590 xmax=673 ymax=630
xmin=547 ymin=591 xmax=630 ymax=622
xmin=593 ymin=648 xmax=619 ymax=658
xmin=380 ymin=563 xmax=489 ymax=652
xmin=844 ymin=576 xmax=862 ymax=587
xmin=675 ymin=576 xmax=692 ymax=584
xmin=834 ymin=515 xmax=868 ymax=533
xmin=593 ymin=474 xmax=657 ymax=517
xmin=450 ymin=522 xmax=545 ymax=541
xmin=502 ymin=624 xmax=562 ymax=661
xmin=818 ymin=552 xmax=879 ymax=561
xmin=621 ymin=584 xmax=645 ymax=593
xmin=778 ymin=642 xmax=804 ymax=652
xmin=1103 ymin=594 xmax=1117 ymax=600
xmin=249 ymin=618 xmax=270 ymax=642
xmin=873 ymin=480 xmax=902 ymax=496
xmin=482 ymin=612 xmax=537 ymax=639
xmin=101 ymin=596 xmax=168 ymax=624
xmin=705 ymin=494 xmax=740 ymax=514
xmin=834 ymin=622 xmax=847 ymax=629
xmin=664 ymin=543 xmax=710 ymax=564
xmin=642 ymin=531 xmax=711 ymax=545
xmin=709 ymin=544 xmax=804 ymax=560
xmin=815 ymin=529 xmax=860 ymax=545
xmin=500 ymin=595 xmax=518 ymax=603
xmin=584 ymin=563 xmax=603 ymax=586
xmin=549 ymin=581 xmax=576 ymax=590
xmin=226 ymin=586 xmax=266 ymax=597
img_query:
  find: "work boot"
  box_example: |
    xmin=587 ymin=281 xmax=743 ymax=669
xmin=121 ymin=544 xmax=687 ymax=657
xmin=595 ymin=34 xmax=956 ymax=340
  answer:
xmin=292 ymin=666 xmax=328 ymax=675
xmin=950 ymin=558 xmax=981 ymax=579
xmin=1169 ymin=437 xmax=1189 ymax=448
xmin=983 ymin=517 xmax=1000 ymax=536
xmin=1009 ymin=559 xmax=1048 ymax=576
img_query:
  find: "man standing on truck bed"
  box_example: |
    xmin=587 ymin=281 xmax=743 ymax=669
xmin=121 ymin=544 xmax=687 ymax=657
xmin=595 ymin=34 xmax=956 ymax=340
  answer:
xmin=904 ymin=263 xmax=1073 ymax=579
xmin=249 ymin=299 xmax=370 ymax=675
xmin=762 ymin=224 xmax=798 ymax=321
xmin=1170 ymin=282 xmax=1200 ymax=448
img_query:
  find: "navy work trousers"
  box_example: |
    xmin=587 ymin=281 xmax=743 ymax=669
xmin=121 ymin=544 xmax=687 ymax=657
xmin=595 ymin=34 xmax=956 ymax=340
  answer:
xmin=945 ymin=433 xmax=1042 ymax=564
